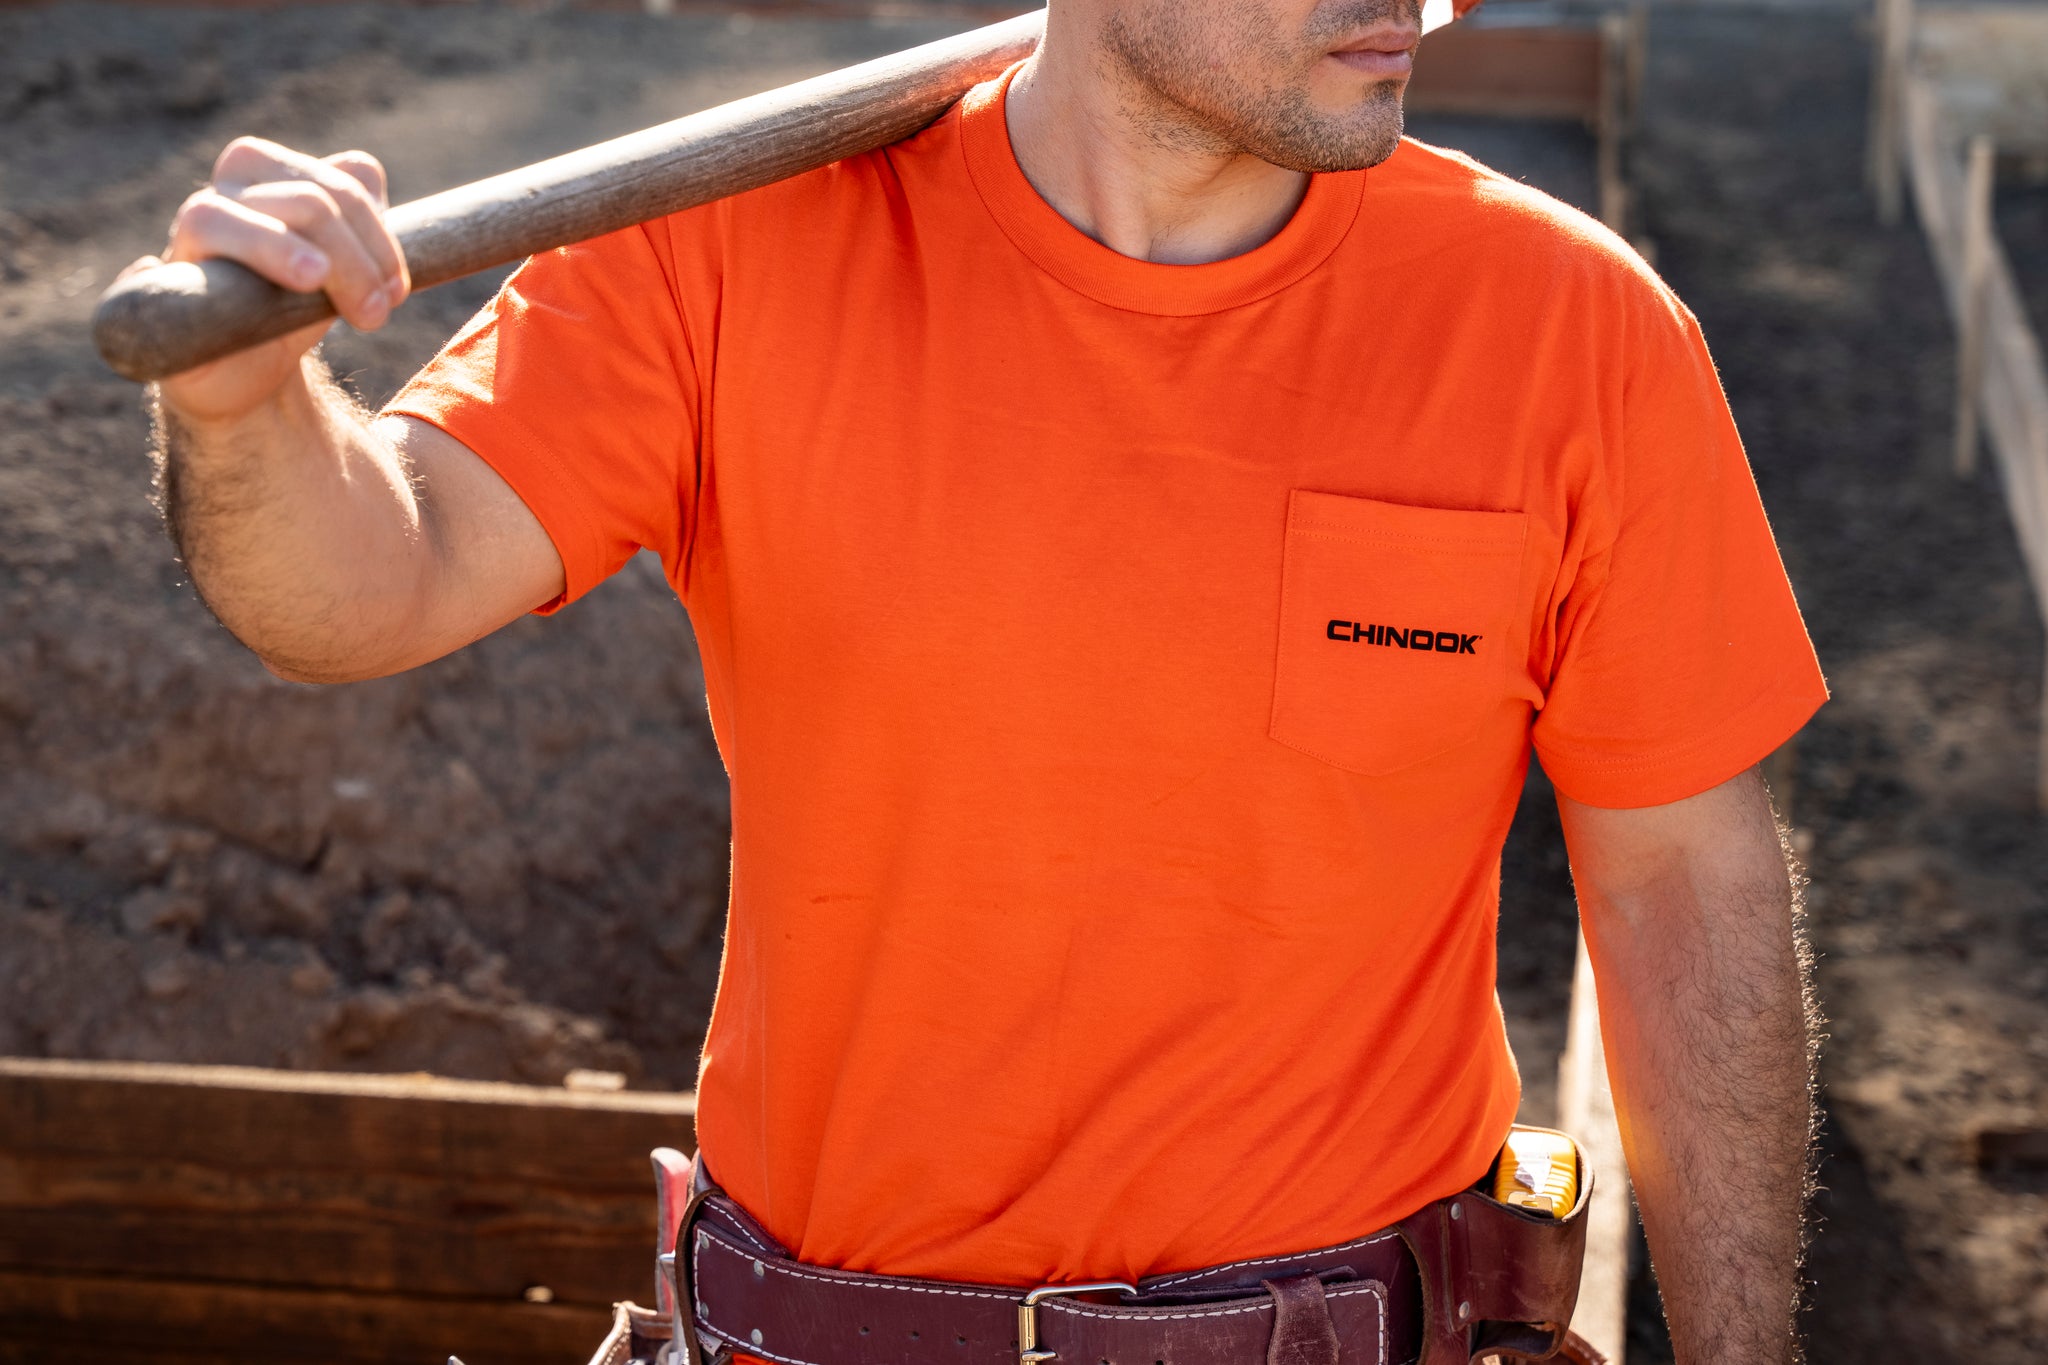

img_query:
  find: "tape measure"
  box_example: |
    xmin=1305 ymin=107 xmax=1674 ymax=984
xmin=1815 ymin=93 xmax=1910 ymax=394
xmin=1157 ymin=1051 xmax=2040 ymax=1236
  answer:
xmin=1491 ymin=1126 xmax=1580 ymax=1218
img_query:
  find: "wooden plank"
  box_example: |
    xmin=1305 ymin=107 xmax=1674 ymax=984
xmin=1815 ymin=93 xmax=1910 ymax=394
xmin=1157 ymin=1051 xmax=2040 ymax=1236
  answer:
xmin=1869 ymin=0 xmax=1913 ymax=224
xmin=1903 ymin=74 xmax=2048 ymax=614
xmin=1409 ymin=24 xmax=1604 ymax=125
xmin=1622 ymin=4 xmax=1648 ymax=141
xmin=1913 ymin=6 xmax=2048 ymax=157
xmin=0 ymin=1269 xmax=608 ymax=1365
xmin=1598 ymin=13 xmax=1628 ymax=235
xmin=1902 ymin=71 xmax=2048 ymax=807
xmin=0 ymin=1058 xmax=695 ymax=1177
xmin=1954 ymin=133 xmax=1993 ymax=478
xmin=1557 ymin=933 xmax=1630 ymax=1365
xmin=0 ymin=1059 xmax=695 ymax=1306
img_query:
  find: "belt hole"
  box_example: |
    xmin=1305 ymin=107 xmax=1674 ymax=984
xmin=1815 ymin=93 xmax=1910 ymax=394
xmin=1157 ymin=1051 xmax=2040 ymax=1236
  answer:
xmin=859 ymin=1328 xmax=870 ymax=1336
xmin=909 ymin=1331 xmax=921 ymax=1341
xmin=956 ymin=1337 xmax=968 ymax=1347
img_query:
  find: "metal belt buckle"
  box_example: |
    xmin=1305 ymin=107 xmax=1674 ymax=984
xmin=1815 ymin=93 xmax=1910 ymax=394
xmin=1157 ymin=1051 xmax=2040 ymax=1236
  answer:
xmin=1017 ymin=1281 xmax=1138 ymax=1365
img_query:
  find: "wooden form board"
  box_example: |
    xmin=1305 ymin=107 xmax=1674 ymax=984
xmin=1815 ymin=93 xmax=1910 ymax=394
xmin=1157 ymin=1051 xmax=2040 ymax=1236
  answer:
xmin=1913 ymin=6 xmax=2048 ymax=156
xmin=0 ymin=1059 xmax=697 ymax=1365
xmin=1408 ymin=9 xmax=1646 ymax=241
xmin=1408 ymin=20 xmax=1608 ymax=124
xmin=1897 ymin=69 xmax=2048 ymax=803
xmin=1901 ymin=74 xmax=2048 ymax=608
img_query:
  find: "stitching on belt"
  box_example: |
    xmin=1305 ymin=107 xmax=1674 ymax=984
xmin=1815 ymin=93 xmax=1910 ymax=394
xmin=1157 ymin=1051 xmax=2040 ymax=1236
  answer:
xmin=1043 ymin=1280 xmax=1385 ymax=1323
xmin=1145 ymin=1230 xmax=1400 ymax=1290
xmin=696 ymin=1228 xmax=1016 ymax=1302
xmin=718 ymin=1213 xmax=776 ymax=1255
xmin=693 ymin=1229 xmax=1389 ymax=1365
xmin=694 ymin=1236 xmax=829 ymax=1365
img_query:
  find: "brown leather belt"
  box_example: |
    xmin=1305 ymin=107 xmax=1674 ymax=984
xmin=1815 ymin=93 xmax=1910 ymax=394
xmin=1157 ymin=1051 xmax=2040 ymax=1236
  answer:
xmin=659 ymin=1161 xmax=1594 ymax=1365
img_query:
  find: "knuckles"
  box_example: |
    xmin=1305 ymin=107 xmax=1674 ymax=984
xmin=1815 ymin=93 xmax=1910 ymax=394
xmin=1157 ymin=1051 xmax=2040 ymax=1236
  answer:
xmin=327 ymin=149 xmax=389 ymax=203
xmin=213 ymin=134 xmax=287 ymax=182
xmin=176 ymin=135 xmax=403 ymax=295
xmin=319 ymin=173 xmax=377 ymax=221
xmin=171 ymin=189 xmax=229 ymax=239
xmin=284 ymin=181 xmax=345 ymax=227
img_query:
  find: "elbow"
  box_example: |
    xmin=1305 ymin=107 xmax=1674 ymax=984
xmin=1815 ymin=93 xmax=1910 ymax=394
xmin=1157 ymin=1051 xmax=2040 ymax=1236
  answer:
xmin=253 ymin=638 xmax=401 ymax=686
xmin=258 ymin=650 xmax=409 ymax=687
xmin=237 ymin=600 xmax=428 ymax=686
xmin=258 ymin=653 xmax=358 ymax=686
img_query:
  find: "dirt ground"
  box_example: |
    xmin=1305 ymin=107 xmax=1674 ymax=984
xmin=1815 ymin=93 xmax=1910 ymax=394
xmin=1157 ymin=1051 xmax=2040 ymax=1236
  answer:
xmin=0 ymin=2 xmax=2043 ymax=1361
xmin=0 ymin=0 xmax=978 ymax=1089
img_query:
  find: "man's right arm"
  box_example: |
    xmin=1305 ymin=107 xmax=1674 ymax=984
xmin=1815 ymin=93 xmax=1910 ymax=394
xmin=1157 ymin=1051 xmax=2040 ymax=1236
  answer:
xmin=143 ymin=136 xmax=564 ymax=683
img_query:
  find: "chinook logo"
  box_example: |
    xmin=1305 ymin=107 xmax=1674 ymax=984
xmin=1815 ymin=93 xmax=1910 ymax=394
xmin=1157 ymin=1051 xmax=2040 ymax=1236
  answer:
xmin=1326 ymin=620 xmax=1481 ymax=654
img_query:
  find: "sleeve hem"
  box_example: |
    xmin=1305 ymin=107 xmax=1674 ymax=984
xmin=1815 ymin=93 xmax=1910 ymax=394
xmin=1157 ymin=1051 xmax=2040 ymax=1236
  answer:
xmin=1536 ymin=672 xmax=1829 ymax=809
xmin=384 ymin=399 xmax=607 ymax=615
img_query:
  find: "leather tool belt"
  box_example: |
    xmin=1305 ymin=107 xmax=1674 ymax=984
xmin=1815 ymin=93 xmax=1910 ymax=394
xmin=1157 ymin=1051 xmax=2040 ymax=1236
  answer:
xmin=591 ymin=1134 xmax=1601 ymax=1365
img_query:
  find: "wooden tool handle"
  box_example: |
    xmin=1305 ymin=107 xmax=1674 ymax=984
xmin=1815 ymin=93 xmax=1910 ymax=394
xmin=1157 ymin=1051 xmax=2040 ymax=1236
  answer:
xmin=93 ymin=10 xmax=1045 ymax=382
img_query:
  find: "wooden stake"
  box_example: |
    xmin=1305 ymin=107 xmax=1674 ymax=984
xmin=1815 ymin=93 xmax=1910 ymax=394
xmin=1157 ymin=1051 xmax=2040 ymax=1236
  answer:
xmin=1870 ymin=0 xmax=1913 ymax=225
xmin=1558 ymin=933 xmax=1631 ymax=1365
xmin=1598 ymin=13 xmax=1629 ymax=235
xmin=1623 ymin=3 xmax=1649 ymax=144
xmin=1955 ymin=135 xmax=1995 ymax=476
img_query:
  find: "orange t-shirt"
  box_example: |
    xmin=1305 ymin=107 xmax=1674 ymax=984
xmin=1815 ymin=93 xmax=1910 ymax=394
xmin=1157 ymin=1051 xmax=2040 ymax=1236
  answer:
xmin=388 ymin=67 xmax=1825 ymax=1287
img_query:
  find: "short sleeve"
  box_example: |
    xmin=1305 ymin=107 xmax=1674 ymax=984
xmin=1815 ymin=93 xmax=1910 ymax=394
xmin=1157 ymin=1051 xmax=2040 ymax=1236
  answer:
xmin=382 ymin=220 xmax=702 ymax=613
xmin=1531 ymin=289 xmax=1827 ymax=808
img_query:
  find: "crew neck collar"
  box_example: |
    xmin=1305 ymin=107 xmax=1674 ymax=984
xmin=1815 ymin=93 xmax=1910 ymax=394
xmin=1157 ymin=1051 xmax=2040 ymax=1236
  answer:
xmin=957 ymin=63 xmax=1366 ymax=318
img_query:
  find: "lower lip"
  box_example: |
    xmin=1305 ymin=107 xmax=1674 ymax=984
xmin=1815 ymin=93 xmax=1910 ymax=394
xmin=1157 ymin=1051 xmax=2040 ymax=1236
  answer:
xmin=1329 ymin=48 xmax=1414 ymax=79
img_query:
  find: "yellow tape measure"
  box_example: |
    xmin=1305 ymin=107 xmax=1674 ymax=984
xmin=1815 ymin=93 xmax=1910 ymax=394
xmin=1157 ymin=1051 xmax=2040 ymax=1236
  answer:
xmin=1491 ymin=1126 xmax=1579 ymax=1218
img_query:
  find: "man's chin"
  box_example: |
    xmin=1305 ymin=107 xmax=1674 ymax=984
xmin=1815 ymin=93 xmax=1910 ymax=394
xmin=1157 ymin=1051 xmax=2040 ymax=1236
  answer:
xmin=1256 ymin=105 xmax=1406 ymax=174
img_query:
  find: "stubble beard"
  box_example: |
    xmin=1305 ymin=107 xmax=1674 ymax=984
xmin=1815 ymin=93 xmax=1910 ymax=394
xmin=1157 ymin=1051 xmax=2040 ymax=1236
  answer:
xmin=1099 ymin=0 xmax=1418 ymax=173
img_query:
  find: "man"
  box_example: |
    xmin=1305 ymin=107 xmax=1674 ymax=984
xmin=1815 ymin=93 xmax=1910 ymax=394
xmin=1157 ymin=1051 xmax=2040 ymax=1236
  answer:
xmin=134 ymin=1 xmax=1824 ymax=1362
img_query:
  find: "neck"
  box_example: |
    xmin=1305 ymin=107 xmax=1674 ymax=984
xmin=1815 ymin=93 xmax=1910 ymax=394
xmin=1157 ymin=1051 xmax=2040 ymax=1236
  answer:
xmin=1004 ymin=11 xmax=1312 ymax=265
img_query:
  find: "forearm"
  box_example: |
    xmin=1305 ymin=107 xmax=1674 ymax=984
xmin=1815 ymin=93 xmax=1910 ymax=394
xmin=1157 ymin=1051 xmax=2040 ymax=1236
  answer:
xmin=153 ymin=353 xmax=435 ymax=682
xmin=1565 ymin=772 xmax=1815 ymax=1365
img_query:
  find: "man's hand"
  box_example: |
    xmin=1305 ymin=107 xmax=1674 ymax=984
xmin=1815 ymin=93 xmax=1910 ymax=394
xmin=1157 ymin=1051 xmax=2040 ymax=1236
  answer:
xmin=1558 ymin=767 xmax=1813 ymax=1365
xmin=133 ymin=137 xmax=410 ymax=424
xmin=137 ymin=137 xmax=563 ymax=684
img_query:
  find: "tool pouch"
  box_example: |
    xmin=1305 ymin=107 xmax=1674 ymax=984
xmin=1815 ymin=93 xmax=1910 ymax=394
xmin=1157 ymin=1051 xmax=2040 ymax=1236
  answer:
xmin=1394 ymin=1125 xmax=1596 ymax=1365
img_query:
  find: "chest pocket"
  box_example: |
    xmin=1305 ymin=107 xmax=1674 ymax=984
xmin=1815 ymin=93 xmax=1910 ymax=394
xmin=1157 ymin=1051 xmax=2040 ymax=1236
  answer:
xmin=1269 ymin=490 xmax=1529 ymax=776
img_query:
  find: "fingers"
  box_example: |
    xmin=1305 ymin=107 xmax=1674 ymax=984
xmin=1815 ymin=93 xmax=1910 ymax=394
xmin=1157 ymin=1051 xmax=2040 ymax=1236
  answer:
xmin=214 ymin=137 xmax=404 ymax=285
xmin=173 ymin=135 xmax=409 ymax=329
xmin=326 ymin=150 xmax=389 ymax=212
xmin=325 ymin=150 xmax=409 ymax=298
xmin=237 ymin=182 xmax=395 ymax=329
xmin=169 ymin=188 xmax=331 ymax=292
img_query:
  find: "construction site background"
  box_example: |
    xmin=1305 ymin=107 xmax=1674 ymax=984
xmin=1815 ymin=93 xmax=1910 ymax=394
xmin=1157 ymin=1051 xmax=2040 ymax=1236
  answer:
xmin=0 ymin=1 xmax=2044 ymax=1360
